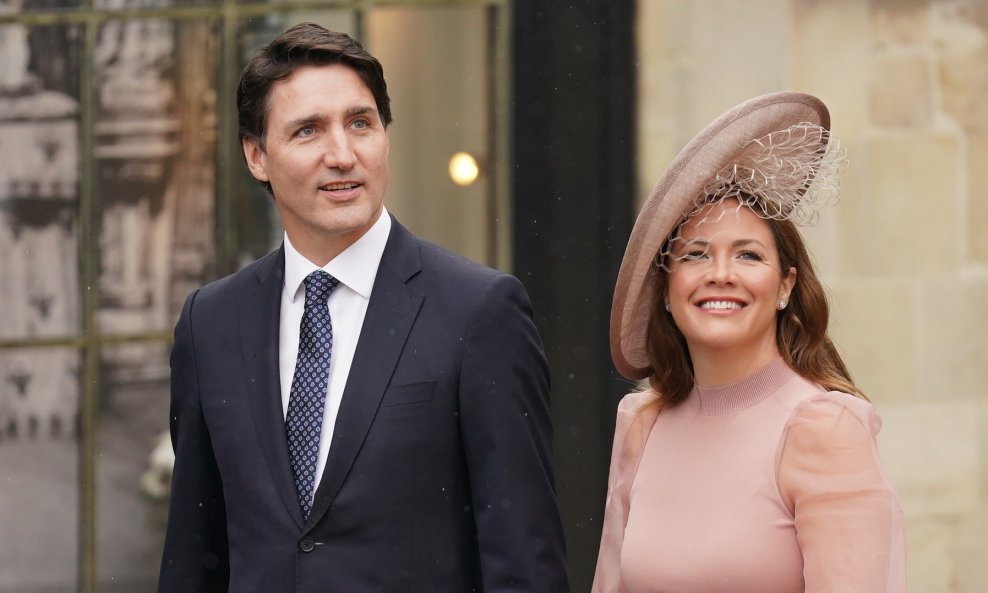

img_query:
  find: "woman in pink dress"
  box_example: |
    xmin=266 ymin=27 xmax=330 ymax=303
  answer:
xmin=594 ymin=92 xmax=906 ymax=593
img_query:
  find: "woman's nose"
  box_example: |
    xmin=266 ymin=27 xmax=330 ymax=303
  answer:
xmin=704 ymin=256 xmax=736 ymax=284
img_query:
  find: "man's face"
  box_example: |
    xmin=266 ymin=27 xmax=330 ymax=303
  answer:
xmin=243 ymin=64 xmax=390 ymax=265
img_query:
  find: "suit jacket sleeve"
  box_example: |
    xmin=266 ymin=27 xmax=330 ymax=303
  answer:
xmin=457 ymin=273 xmax=569 ymax=593
xmin=158 ymin=290 xmax=230 ymax=593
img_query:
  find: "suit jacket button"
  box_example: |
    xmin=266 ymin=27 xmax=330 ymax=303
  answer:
xmin=299 ymin=537 xmax=315 ymax=553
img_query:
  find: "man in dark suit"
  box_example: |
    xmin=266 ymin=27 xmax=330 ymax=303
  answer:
xmin=158 ymin=22 xmax=568 ymax=593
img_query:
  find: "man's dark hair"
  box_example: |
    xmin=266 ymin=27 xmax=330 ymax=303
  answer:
xmin=237 ymin=22 xmax=392 ymax=151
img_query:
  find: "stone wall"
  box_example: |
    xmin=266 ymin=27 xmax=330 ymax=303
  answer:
xmin=638 ymin=1 xmax=987 ymax=591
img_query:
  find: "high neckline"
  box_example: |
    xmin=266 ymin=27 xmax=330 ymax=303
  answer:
xmin=691 ymin=357 xmax=795 ymax=416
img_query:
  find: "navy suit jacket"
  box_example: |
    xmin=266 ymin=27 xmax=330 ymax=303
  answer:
xmin=158 ymin=218 xmax=569 ymax=593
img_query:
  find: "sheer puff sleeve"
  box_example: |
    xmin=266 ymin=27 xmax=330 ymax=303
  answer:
xmin=591 ymin=391 xmax=660 ymax=593
xmin=777 ymin=393 xmax=907 ymax=593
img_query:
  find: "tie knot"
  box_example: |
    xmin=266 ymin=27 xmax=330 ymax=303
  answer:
xmin=303 ymin=270 xmax=339 ymax=306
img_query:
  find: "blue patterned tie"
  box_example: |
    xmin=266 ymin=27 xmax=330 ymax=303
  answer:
xmin=286 ymin=270 xmax=339 ymax=520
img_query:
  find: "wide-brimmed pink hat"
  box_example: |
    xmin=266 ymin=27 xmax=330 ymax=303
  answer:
xmin=610 ymin=91 xmax=832 ymax=381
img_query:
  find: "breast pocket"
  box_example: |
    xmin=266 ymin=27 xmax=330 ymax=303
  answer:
xmin=380 ymin=380 xmax=435 ymax=407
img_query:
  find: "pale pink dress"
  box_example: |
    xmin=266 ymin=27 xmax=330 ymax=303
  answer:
xmin=592 ymin=358 xmax=906 ymax=593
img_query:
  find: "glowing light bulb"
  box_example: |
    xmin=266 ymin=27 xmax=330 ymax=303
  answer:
xmin=448 ymin=152 xmax=480 ymax=187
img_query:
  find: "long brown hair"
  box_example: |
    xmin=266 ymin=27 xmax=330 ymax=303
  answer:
xmin=644 ymin=203 xmax=865 ymax=408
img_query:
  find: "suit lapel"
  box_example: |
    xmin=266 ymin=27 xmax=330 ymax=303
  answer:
xmin=238 ymin=247 xmax=305 ymax=529
xmin=307 ymin=221 xmax=424 ymax=527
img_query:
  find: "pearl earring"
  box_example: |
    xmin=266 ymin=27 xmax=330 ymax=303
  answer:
xmin=778 ymin=298 xmax=788 ymax=310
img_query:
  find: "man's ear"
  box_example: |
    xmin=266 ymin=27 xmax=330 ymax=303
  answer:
xmin=242 ymin=137 xmax=270 ymax=183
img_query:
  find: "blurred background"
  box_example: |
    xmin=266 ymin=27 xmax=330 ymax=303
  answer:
xmin=0 ymin=0 xmax=983 ymax=592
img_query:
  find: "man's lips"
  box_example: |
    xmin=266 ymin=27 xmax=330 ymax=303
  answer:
xmin=318 ymin=182 xmax=363 ymax=201
xmin=319 ymin=181 xmax=361 ymax=191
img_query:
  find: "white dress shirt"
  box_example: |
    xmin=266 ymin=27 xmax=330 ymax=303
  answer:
xmin=279 ymin=208 xmax=392 ymax=494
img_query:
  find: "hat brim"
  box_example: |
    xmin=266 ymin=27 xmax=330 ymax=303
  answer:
xmin=610 ymin=91 xmax=830 ymax=380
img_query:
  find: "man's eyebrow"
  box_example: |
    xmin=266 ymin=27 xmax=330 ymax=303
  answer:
xmin=283 ymin=114 xmax=325 ymax=130
xmin=346 ymin=105 xmax=377 ymax=117
xmin=283 ymin=106 xmax=377 ymax=130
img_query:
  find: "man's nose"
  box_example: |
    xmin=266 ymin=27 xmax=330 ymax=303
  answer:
xmin=322 ymin=129 xmax=357 ymax=170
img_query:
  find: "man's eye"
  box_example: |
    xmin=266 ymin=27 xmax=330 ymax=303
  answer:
xmin=352 ymin=119 xmax=369 ymax=130
xmin=298 ymin=126 xmax=315 ymax=137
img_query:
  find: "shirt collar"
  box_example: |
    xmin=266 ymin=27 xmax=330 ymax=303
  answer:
xmin=283 ymin=207 xmax=392 ymax=303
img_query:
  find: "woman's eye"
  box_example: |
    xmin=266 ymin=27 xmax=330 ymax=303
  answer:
xmin=738 ymin=250 xmax=764 ymax=262
xmin=680 ymin=250 xmax=707 ymax=261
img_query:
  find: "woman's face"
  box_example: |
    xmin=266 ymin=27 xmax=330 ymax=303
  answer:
xmin=665 ymin=199 xmax=796 ymax=364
